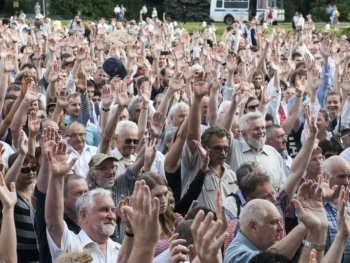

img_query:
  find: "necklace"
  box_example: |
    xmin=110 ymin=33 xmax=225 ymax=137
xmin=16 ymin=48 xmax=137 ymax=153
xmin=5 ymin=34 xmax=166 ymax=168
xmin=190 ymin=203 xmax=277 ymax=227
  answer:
xmin=17 ymin=191 xmax=31 ymax=206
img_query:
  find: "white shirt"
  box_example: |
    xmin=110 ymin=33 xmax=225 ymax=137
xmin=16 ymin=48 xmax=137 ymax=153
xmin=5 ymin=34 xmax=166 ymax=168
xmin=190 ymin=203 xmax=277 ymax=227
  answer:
xmin=340 ymin=148 xmax=350 ymax=163
xmin=114 ymin=6 xmax=121 ymax=13
xmin=67 ymin=144 xmax=98 ymax=178
xmin=110 ymin=148 xmax=136 ymax=177
xmin=173 ymin=27 xmax=185 ymax=36
xmin=47 ymin=222 xmax=121 ymax=263
xmin=153 ymin=248 xmax=169 ymax=263
xmin=152 ymin=151 xmax=166 ymax=178
xmin=0 ymin=141 xmax=14 ymax=167
xmin=296 ymin=16 xmax=305 ymax=28
xmin=152 ymin=9 xmax=158 ymax=18
xmin=142 ymin=6 xmax=147 ymax=14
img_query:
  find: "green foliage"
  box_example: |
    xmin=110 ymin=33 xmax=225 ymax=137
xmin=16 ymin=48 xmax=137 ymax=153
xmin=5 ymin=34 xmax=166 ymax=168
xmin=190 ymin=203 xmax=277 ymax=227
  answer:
xmin=163 ymin=0 xmax=210 ymax=22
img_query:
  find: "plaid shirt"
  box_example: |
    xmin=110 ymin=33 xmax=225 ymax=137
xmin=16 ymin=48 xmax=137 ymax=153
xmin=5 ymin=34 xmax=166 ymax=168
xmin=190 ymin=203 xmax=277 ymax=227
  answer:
xmin=223 ymin=187 xmax=294 ymax=253
xmin=324 ymin=201 xmax=350 ymax=262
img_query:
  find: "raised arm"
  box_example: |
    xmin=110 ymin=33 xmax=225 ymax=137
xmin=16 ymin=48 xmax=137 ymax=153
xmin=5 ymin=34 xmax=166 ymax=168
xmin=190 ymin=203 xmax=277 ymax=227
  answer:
xmin=207 ymin=71 xmax=220 ymax=126
xmin=0 ymin=172 xmax=17 ymax=263
xmin=222 ymin=86 xmax=244 ymax=132
xmin=45 ymin=141 xmax=77 ymax=247
xmin=27 ymin=110 xmax=41 ymax=156
xmin=99 ymin=85 xmax=113 ymax=133
xmin=0 ymin=55 xmax=14 ymax=112
xmin=138 ymin=80 xmax=151 ymax=141
xmin=187 ymin=72 xmax=210 ymax=154
xmin=4 ymin=132 xmax=27 ymax=190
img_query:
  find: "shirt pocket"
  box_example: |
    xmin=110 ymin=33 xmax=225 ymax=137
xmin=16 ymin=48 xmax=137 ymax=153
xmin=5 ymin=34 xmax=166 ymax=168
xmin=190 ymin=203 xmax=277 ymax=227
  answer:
xmin=204 ymin=175 xmax=216 ymax=191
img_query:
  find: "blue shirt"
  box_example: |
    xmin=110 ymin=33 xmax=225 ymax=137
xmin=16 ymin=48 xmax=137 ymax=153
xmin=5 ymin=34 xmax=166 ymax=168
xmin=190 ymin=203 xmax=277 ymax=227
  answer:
xmin=324 ymin=201 xmax=350 ymax=262
xmin=224 ymin=231 xmax=260 ymax=263
xmin=64 ymin=116 xmax=99 ymax=147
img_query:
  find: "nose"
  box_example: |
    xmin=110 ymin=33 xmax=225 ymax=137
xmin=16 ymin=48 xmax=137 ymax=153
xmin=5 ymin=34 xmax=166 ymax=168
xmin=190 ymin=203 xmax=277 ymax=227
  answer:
xmin=270 ymin=195 xmax=277 ymax=204
xmin=277 ymin=220 xmax=283 ymax=231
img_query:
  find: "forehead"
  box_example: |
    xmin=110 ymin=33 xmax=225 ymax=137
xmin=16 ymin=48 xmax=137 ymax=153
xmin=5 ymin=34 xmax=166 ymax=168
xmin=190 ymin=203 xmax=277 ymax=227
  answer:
xmin=247 ymin=99 xmax=259 ymax=106
xmin=92 ymin=194 xmax=114 ymax=208
xmin=120 ymin=127 xmax=138 ymax=137
xmin=248 ymin=118 xmax=265 ymax=128
xmin=68 ymin=123 xmax=85 ymax=133
xmin=150 ymin=184 xmax=168 ymax=194
xmin=327 ymin=95 xmax=340 ymax=102
xmin=42 ymin=120 xmax=59 ymax=129
xmin=175 ymin=108 xmax=188 ymax=115
xmin=273 ymin=127 xmax=285 ymax=136
xmin=69 ymin=96 xmax=81 ymax=103
xmin=208 ymin=134 xmax=229 ymax=146
xmin=330 ymin=161 xmax=350 ymax=177
xmin=67 ymin=178 xmax=88 ymax=191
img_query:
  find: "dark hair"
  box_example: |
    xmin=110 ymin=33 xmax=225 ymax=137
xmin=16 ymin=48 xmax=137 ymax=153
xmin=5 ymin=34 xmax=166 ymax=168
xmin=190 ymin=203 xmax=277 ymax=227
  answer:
xmin=249 ymin=251 xmax=291 ymax=263
xmin=295 ymin=61 xmax=305 ymax=70
xmin=64 ymin=174 xmax=85 ymax=197
xmin=318 ymin=140 xmax=342 ymax=156
xmin=20 ymin=63 xmax=36 ymax=70
xmin=236 ymin=163 xmax=254 ymax=185
xmin=8 ymin=153 xmax=37 ymax=168
xmin=185 ymin=206 xmax=217 ymax=221
xmin=86 ymin=80 xmax=94 ymax=88
xmin=94 ymin=89 xmax=101 ymax=97
xmin=2 ymin=18 xmax=10 ymax=25
xmin=6 ymin=84 xmax=21 ymax=93
xmin=244 ymin=96 xmax=259 ymax=113
xmin=290 ymin=70 xmax=307 ymax=86
xmin=280 ymin=80 xmax=288 ymax=90
xmin=174 ymin=220 xmax=194 ymax=247
xmin=201 ymin=125 xmax=231 ymax=147
xmin=5 ymin=94 xmax=17 ymax=101
xmin=291 ymin=52 xmax=302 ymax=60
xmin=240 ymin=172 xmax=271 ymax=200
xmin=265 ymin=113 xmax=274 ymax=124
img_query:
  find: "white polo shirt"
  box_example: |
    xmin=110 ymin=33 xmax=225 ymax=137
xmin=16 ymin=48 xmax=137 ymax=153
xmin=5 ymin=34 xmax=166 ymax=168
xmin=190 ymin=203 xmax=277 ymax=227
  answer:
xmin=67 ymin=144 xmax=97 ymax=178
xmin=47 ymin=222 xmax=120 ymax=263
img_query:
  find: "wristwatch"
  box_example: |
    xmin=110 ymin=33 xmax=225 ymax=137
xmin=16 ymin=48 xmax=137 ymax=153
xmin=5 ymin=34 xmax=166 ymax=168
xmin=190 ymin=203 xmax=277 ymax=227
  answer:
xmin=304 ymin=240 xmax=326 ymax=250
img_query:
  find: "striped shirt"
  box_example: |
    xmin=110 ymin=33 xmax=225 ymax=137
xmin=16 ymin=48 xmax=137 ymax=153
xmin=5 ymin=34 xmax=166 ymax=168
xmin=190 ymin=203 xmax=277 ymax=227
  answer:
xmin=0 ymin=194 xmax=39 ymax=263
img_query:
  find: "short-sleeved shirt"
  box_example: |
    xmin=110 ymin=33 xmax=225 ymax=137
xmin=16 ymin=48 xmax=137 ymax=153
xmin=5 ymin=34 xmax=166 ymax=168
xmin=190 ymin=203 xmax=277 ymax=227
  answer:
xmin=64 ymin=116 xmax=99 ymax=147
xmin=67 ymin=144 xmax=97 ymax=178
xmin=224 ymin=231 xmax=260 ymax=263
xmin=47 ymin=222 xmax=121 ymax=262
xmin=226 ymin=136 xmax=287 ymax=190
xmin=181 ymin=141 xmax=238 ymax=211
xmin=110 ymin=148 xmax=136 ymax=177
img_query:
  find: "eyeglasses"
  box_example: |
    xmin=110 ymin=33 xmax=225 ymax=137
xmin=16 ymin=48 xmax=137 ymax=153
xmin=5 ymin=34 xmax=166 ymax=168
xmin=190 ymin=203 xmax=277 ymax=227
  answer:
xmin=208 ymin=146 xmax=230 ymax=153
xmin=66 ymin=132 xmax=86 ymax=139
xmin=21 ymin=166 xmax=37 ymax=174
xmin=247 ymin=104 xmax=259 ymax=111
xmin=95 ymin=165 xmax=117 ymax=173
xmin=92 ymin=98 xmax=101 ymax=103
xmin=276 ymin=135 xmax=288 ymax=141
xmin=119 ymin=135 xmax=139 ymax=145
xmin=310 ymin=156 xmax=325 ymax=163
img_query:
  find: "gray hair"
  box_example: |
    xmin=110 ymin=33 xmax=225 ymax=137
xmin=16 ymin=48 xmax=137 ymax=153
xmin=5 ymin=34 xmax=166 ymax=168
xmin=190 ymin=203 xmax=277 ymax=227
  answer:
xmin=239 ymin=112 xmax=264 ymax=132
xmin=266 ymin=124 xmax=282 ymax=139
xmin=127 ymin=96 xmax=143 ymax=112
xmin=321 ymin=156 xmax=345 ymax=175
xmin=240 ymin=200 xmax=268 ymax=230
xmin=201 ymin=125 xmax=231 ymax=146
xmin=168 ymin=102 xmax=189 ymax=118
xmin=115 ymin=120 xmax=138 ymax=135
xmin=164 ymin=127 xmax=178 ymax=144
xmin=75 ymin=188 xmax=112 ymax=225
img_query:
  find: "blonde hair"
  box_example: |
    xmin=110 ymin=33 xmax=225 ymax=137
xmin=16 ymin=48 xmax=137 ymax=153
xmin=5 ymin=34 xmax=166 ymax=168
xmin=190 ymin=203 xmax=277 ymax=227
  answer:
xmin=54 ymin=250 xmax=93 ymax=263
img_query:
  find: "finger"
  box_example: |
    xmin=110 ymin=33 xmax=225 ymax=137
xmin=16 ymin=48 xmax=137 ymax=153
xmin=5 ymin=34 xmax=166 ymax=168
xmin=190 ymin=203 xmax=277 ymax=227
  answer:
xmin=10 ymin=181 xmax=16 ymax=193
xmin=202 ymin=218 xmax=221 ymax=250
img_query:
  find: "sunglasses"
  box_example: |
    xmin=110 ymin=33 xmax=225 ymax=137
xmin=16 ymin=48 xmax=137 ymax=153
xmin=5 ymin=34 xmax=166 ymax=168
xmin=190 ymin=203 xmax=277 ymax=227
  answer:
xmin=21 ymin=166 xmax=37 ymax=174
xmin=209 ymin=146 xmax=230 ymax=153
xmin=119 ymin=135 xmax=139 ymax=145
xmin=247 ymin=104 xmax=259 ymax=111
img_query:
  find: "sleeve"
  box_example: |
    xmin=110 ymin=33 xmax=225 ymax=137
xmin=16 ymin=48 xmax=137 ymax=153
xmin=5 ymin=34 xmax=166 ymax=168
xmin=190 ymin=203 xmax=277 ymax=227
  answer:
xmin=222 ymin=85 xmax=235 ymax=102
xmin=266 ymin=85 xmax=282 ymax=125
xmin=317 ymin=64 xmax=330 ymax=108
xmin=173 ymin=169 xmax=207 ymax=216
xmin=301 ymin=100 xmax=320 ymax=145
xmin=299 ymin=44 xmax=314 ymax=59
xmin=224 ymin=246 xmax=259 ymax=263
xmin=65 ymin=72 xmax=76 ymax=93
xmin=77 ymin=92 xmax=90 ymax=127
xmin=333 ymin=99 xmax=350 ymax=135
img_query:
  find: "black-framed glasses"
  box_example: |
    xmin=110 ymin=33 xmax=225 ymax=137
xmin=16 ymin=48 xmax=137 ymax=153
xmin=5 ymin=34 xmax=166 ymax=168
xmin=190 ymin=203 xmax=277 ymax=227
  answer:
xmin=66 ymin=133 xmax=86 ymax=139
xmin=209 ymin=146 xmax=230 ymax=153
xmin=21 ymin=166 xmax=37 ymax=174
xmin=247 ymin=104 xmax=259 ymax=111
xmin=119 ymin=135 xmax=139 ymax=145
xmin=95 ymin=165 xmax=117 ymax=173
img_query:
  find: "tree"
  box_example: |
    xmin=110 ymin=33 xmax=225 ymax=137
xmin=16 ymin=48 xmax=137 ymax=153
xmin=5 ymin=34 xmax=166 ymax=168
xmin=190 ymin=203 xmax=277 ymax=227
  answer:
xmin=163 ymin=0 xmax=210 ymax=22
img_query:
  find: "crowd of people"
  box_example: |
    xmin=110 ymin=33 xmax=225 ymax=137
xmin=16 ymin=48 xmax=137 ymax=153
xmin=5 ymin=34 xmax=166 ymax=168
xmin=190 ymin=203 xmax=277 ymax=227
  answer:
xmin=0 ymin=7 xmax=350 ymax=263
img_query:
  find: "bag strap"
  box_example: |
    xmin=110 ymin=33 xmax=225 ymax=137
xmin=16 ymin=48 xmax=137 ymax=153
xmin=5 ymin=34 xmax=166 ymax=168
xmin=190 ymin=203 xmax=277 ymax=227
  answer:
xmin=228 ymin=192 xmax=242 ymax=216
xmin=338 ymin=116 xmax=342 ymax=133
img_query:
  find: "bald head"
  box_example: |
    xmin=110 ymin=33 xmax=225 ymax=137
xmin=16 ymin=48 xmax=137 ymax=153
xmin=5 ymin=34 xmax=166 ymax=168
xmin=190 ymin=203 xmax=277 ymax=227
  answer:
xmin=323 ymin=156 xmax=350 ymax=196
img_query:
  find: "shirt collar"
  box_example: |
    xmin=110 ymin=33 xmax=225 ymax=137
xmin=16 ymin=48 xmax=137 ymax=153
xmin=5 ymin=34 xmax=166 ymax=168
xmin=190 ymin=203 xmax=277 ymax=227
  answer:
xmin=236 ymin=231 xmax=261 ymax=252
xmin=78 ymin=229 xmax=97 ymax=248
xmin=112 ymin=148 xmax=136 ymax=162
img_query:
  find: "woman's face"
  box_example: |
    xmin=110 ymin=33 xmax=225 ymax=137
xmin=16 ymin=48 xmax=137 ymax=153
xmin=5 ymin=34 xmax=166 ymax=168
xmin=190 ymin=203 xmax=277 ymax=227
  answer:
xmin=326 ymin=95 xmax=341 ymax=116
xmin=142 ymin=129 xmax=150 ymax=145
xmin=316 ymin=112 xmax=329 ymax=131
xmin=245 ymin=99 xmax=260 ymax=113
xmin=253 ymin=74 xmax=263 ymax=85
xmin=254 ymin=86 xmax=261 ymax=98
xmin=150 ymin=185 xmax=169 ymax=214
xmin=18 ymin=162 xmax=37 ymax=185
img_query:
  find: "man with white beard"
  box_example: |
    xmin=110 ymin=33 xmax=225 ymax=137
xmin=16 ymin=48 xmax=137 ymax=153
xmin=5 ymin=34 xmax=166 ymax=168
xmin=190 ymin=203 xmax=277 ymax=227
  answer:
xmin=45 ymin=141 xmax=130 ymax=263
xmin=225 ymin=112 xmax=287 ymax=190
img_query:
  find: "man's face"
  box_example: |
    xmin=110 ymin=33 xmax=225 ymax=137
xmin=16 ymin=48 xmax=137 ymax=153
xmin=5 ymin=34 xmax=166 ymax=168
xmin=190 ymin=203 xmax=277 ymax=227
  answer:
xmin=158 ymin=55 xmax=167 ymax=69
xmin=231 ymin=118 xmax=241 ymax=139
xmin=119 ymin=108 xmax=129 ymax=121
xmin=242 ymin=118 xmax=266 ymax=150
xmin=284 ymin=87 xmax=295 ymax=101
xmin=116 ymin=128 xmax=138 ymax=157
xmin=201 ymin=97 xmax=209 ymax=121
xmin=91 ymin=159 xmax=116 ymax=189
xmin=28 ymin=101 xmax=38 ymax=115
xmin=249 ymin=182 xmax=276 ymax=203
xmin=328 ymin=159 xmax=350 ymax=197
xmin=66 ymin=96 xmax=81 ymax=118
xmin=93 ymin=70 xmax=107 ymax=84
xmin=64 ymin=63 xmax=74 ymax=73
xmin=293 ymin=56 xmax=303 ymax=64
xmin=170 ymin=108 xmax=188 ymax=127
xmin=326 ymin=95 xmax=340 ymax=116
xmin=253 ymin=204 xmax=283 ymax=250
xmin=130 ymin=101 xmax=142 ymax=119
xmin=41 ymin=120 xmax=61 ymax=143
xmin=66 ymin=123 xmax=86 ymax=151
xmin=87 ymin=87 xmax=95 ymax=100
xmin=83 ymin=194 xmax=116 ymax=237
xmin=307 ymin=153 xmax=324 ymax=176
xmin=64 ymin=179 xmax=88 ymax=215
xmin=47 ymin=105 xmax=56 ymax=118
xmin=154 ymin=96 xmax=163 ymax=110
xmin=266 ymin=128 xmax=287 ymax=153
xmin=206 ymin=135 xmax=230 ymax=166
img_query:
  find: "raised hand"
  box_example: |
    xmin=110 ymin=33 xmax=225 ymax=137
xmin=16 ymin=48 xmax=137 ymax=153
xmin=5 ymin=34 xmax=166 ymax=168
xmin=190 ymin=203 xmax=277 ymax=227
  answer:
xmin=292 ymin=181 xmax=328 ymax=230
xmin=56 ymin=90 xmax=69 ymax=108
xmin=75 ymin=70 xmax=87 ymax=93
xmin=225 ymin=54 xmax=236 ymax=72
xmin=47 ymin=141 xmax=77 ymax=177
xmin=117 ymin=195 xmax=132 ymax=232
xmin=116 ymin=81 xmax=131 ymax=107
xmin=18 ymin=131 xmax=28 ymax=155
xmin=304 ymin=53 xmax=314 ymax=71
xmin=48 ymin=38 xmax=57 ymax=52
xmin=144 ymin=138 xmax=160 ymax=169
xmin=148 ymin=112 xmax=165 ymax=139
xmin=309 ymin=68 xmax=321 ymax=92
xmin=100 ymin=85 xmax=113 ymax=108
xmin=24 ymin=80 xmax=40 ymax=103
xmin=139 ymin=80 xmax=151 ymax=104
xmin=305 ymin=105 xmax=318 ymax=137
xmin=28 ymin=111 xmax=40 ymax=135
xmin=75 ymin=46 xmax=86 ymax=61
xmin=168 ymin=234 xmax=191 ymax=263
xmin=340 ymin=72 xmax=350 ymax=93
xmin=4 ymin=54 xmax=14 ymax=72
xmin=49 ymin=62 xmax=60 ymax=83
xmin=193 ymin=72 xmax=209 ymax=98
xmin=337 ymin=187 xmax=350 ymax=237
xmin=318 ymin=171 xmax=337 ymax=202
xmin=0 ymin=171 xmax=17 ymax=210
xmin=191 ymin=211 xmax=227 ymax=263
xmin=232 ymin=85 xmax=245 ymax=106
xmin=215 ymin=189 xmax=229 ymax=236
xmin=40 ymin=126 xmax=60 ymax=160
xmin=169 ymin=72 xmax=184 ymax=93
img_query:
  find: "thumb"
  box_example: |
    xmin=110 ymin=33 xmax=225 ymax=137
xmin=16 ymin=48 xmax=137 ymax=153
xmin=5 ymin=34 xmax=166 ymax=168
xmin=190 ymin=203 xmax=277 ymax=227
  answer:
xmin=291 ymin=199 xmax=305 ymax=216
xmin=69 ymin=157 xmax=78 ymax=168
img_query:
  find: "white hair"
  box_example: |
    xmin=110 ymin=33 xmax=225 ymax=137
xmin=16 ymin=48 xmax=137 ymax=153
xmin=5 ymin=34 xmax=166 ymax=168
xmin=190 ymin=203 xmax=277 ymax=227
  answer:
xmin=75 ymin=188 xmax=112 ymax=225
xmin=127 ymin=96 xmax=143 ymax=112
xmin=115 ymin=120 xmax=138 ymax=135
xmin=321 ymin=156 xmax=346 ymax=175
xmin=168 ymin=102 xmax=189 ymax=118
xmin=239 ymin=112 xmax=264 ymax=132
xmin=240 ymin=200 xmax=268 ymax=230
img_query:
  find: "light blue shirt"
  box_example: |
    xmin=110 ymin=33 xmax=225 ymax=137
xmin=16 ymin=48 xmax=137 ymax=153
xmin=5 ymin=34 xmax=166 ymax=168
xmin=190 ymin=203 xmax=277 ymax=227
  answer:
xmin=224 ymin=231 xmax=260 ymax=263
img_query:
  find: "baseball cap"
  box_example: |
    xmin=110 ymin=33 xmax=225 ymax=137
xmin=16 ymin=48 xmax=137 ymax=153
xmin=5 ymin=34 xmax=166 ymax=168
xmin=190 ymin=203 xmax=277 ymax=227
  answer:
xmin=102 ymin=57 xmax=127 ymax=80
xmin=89 ymin=154 xmax=118 ymax=168
xmin=47 ymin=97 xmax=57 ymax=107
